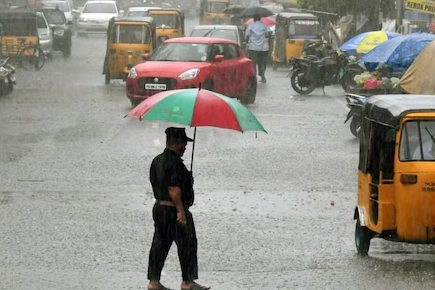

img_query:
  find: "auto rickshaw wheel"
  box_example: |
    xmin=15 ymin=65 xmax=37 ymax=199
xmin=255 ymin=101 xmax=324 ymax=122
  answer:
xmin=290 ymin=69 xmax=316 ymax=95
xmin=105 ymin=73 xmax=110 ymax=85
xmin=355 ymin=218 xmax=372 ymax=257
xmin=241 ymin=77 xmax=257 ymax=105
xmin=130 ymin=99 xmax=142 ymax=107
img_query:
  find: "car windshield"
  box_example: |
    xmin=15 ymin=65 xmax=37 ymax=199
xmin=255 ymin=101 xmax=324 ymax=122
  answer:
xmin=400 ymin=120 xmax=435 ymax=161
xmin=191 ymin=29 xmax=238 ymax=43
xmin=149 ymin=43 xmax=210 ymax=62
xmin=288 ymin=19 xmax=322 ymax=37
xmin=206 ymin=2 xmax=228 ymax=13
xmin=83 ymin=3 xmax=117 ymax=13
xmin=42 ymin=10 xmax=66 ymax=25
xmin=110 ymin=24 xmax=151 ymax=44
xmin=150 ymin=14 xmax=179 ymax=28
xmin=42 ymin=1 xmax=70 ymax=12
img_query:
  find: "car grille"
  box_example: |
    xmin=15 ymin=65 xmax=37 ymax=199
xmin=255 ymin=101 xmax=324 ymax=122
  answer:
xmin=137 ymin=77 xmax=177 ymax=93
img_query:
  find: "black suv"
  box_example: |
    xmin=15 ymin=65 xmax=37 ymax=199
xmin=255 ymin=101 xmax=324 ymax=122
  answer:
xmin=37 ymin=7 xmax=73 ymax=57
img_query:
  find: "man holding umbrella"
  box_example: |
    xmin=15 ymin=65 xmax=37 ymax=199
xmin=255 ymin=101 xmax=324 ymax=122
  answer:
xmin=147 ymin=127 xmax=209 ymax=290
xmin=245 ymin=13 xmax=272 ymax=83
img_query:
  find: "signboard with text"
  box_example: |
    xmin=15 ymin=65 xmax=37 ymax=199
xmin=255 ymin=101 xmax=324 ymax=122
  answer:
xmin=405 ymin=0 xmax=435 ymax=15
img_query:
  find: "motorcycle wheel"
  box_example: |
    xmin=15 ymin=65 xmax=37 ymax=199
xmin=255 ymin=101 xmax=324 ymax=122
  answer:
xmin=341 ymin=71 xmax=359 ymax=92
xmin=350 ymin=117 xmax=362 ymax=138
xmin=290 ymin=68 xmax=316 ymax=95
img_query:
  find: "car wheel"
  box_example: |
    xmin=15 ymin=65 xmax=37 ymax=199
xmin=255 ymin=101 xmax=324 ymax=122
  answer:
xmin=202 ymin=79 xmax=214 ymax=91
xmin=241 ymin=77 xmax=257 ymax=105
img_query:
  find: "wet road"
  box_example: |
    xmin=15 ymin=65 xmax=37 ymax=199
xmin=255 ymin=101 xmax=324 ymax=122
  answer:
xmin=1 ymin=19 xmax=435 ymax=290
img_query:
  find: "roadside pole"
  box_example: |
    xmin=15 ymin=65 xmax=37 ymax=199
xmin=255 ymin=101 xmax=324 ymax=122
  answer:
xmin=396 ymin=0 xmax=404 ymax=32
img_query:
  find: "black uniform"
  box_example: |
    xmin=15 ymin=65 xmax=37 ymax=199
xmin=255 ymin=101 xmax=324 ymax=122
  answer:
xmin=147 ymin=147 xmax=198 ymax=282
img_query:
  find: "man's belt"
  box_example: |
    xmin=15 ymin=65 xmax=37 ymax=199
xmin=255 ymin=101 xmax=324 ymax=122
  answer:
xmin=155 ymin=200 xmax=175 ymax=207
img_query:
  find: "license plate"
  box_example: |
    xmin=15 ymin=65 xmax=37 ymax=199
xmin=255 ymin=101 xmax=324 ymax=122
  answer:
xmin=145 ymin=83 xmax=166 ymax=90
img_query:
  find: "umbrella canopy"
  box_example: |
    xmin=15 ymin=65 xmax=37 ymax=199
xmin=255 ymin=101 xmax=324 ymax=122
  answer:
xmin=126 ymin=88 xmax=267 ymax=170
xmin=359 ymin=32 xmax=435 ymax=72
xmin=235 ymin=7 xmax=274 ymax=18
xmin=400 ymin=39 xmax=435 ymax=94
xmin=245 ymin=17 xmax=276 ymax=26
xmin=224 ymin=5 xmax=245 ymax=15
xmin=339 ymin=31 xmax=401 ymax=56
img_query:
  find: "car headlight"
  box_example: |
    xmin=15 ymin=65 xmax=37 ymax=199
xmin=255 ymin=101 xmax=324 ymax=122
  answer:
xmin=128 ymin=68 xmax=137 ymax=79
xmin=54 ymin=30 xmax=65 ymax=36
xmin=178 ymin=69 xmax=200 ymax=80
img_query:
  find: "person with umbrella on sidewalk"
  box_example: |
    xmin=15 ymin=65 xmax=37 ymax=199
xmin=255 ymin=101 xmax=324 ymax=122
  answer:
xmin=147 ymin=127 xmax=210 ymax=290
xmin=245 ymin=13 xmax=272 ymax=83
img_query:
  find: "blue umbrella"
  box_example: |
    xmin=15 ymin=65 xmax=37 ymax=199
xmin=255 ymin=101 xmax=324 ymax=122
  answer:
xmin=340 ymin=31 xmax=401 ymax=56
xmin=359 ymin=33 xmax=435 ymax=72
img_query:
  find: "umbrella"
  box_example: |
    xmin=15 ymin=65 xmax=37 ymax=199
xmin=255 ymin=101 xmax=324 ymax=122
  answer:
xmin=245 ymin=17 xmax=276 ymax=26
xmin=224 ymin=5 xmax=245 ymax=15
xmin=359 ymin=32 xmax=435 ymax=72
xmin=125 ymin=87 xmax=267 ymax=171
xmin=339 ymin=31 xmax=401 ymax=56
xmin=235 ymin=7 xmax=274 ymax=18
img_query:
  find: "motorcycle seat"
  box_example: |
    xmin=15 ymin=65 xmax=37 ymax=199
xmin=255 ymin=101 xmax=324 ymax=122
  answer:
xmin=311 ymin=56 xmax=335 ymax=64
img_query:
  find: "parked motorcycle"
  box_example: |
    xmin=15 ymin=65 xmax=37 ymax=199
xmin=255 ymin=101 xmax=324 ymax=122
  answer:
xmin=344 ymin=93 xmax=368 ymax=138
xmin=290 ymin=42 xmax=364 ymax=95
xmin=0 ymin=58 xmax=16 ymax=97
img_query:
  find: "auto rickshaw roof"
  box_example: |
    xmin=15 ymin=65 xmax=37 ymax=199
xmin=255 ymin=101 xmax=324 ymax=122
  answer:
xmin=145 ymin=8 xmax=184 ymax=16
xmin=109 ymin=16 xmax=155 ymax=25
xmin=363 ymin=94 xmax=435 ymax=127
xmin=276 ymin=12 xmax=317 ymax=19
xmin=0 ymin=9 xmax=37 ymax=19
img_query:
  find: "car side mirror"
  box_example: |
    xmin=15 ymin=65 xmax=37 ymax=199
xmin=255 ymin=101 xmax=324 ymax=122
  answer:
xmin=214 ymin=55 xmax=224 ymax=62
xmin=67 ymin=20 xmax=73 ymax=25
xmin=142 ymin=53 xmax=149 ymax=61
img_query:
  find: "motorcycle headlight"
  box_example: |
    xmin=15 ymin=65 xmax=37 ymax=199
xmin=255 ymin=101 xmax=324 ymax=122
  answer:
xmin=178 ymin=69 xmax=200 ymax=80
xmin=128 ymin=68 xmax=137 ymax=79
xmin=54 ymin=30 xmax=65 ymax=36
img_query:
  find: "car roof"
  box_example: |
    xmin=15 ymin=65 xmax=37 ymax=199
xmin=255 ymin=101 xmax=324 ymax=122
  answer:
xmin=165 ymin=37 xmax=239 ymax=45
xmin=127 ymin=7 xmax=161 ymax=11
xmin=363 ymin=94 xmax=435 ymax=128
xmin=277 ymin=12 xmax=317 ymax=19
xmin=85 ymin=0 xmax=116 ymax=3
xmin=192 ymin=25 xmax=239 ymax=31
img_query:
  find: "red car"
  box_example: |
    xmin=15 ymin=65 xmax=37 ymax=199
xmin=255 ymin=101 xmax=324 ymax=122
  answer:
xmin=126 ymin=37 xmax=257 ymax=106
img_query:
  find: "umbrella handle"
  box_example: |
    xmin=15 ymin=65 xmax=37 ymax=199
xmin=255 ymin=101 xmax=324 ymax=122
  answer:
xmin=190 ymin=127 xmax=197 ymax=173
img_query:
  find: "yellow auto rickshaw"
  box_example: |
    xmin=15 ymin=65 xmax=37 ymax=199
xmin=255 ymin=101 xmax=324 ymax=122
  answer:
xmin=103 ymin=17 xmax=157 ymax=84
xmin=144 ymin=9 xmax=184 ymax=45
xmin=0 ymin=9 xmax=44 ymax=70
xmin=199 ymin=0 xmax=230 ymax=25
xmin=271 ymin=12 xmax=322 ymax=70
xmin=354 ymin=94 xmax=435 ymax=256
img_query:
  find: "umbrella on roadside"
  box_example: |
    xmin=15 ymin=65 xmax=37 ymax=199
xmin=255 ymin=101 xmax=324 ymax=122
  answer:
xmin=235 ymin=7 xmax=274 ymax=18
xmin=125 ymin=87 xmax=267 ymax=171
xmin=359 ymin=32 xmax=435 ymax=72
xmin=339 ymin=30 xmax=401 ymax=56
xmin=245 ymin=16 xmax=276 ymax=26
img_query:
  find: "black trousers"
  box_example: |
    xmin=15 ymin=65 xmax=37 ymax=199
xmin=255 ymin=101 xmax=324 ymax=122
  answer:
xmin=248 ymin=50 xmax=269 ymax=77
xmin=147 ymin=204 xmax=198 ymax=281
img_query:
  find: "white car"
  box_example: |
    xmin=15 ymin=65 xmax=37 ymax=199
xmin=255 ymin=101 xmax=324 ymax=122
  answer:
xmin=36 ymin=11 xmax=53 ymax=56
xmin=125 ymin=6 xmax=161 ymax=17
xmin=76 ymin=0 xmax=121 ymax=36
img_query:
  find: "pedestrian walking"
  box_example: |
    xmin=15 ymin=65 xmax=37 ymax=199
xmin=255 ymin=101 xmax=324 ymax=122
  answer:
xmin=245 ymin=14 xmax=272 ymax=83
xmin=147 ymin=127 xmax=210 ymax=290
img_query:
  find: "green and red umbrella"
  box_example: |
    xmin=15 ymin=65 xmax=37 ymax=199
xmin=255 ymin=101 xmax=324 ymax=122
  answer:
xmin=126 ymin=87 xmax=267 ymax=170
